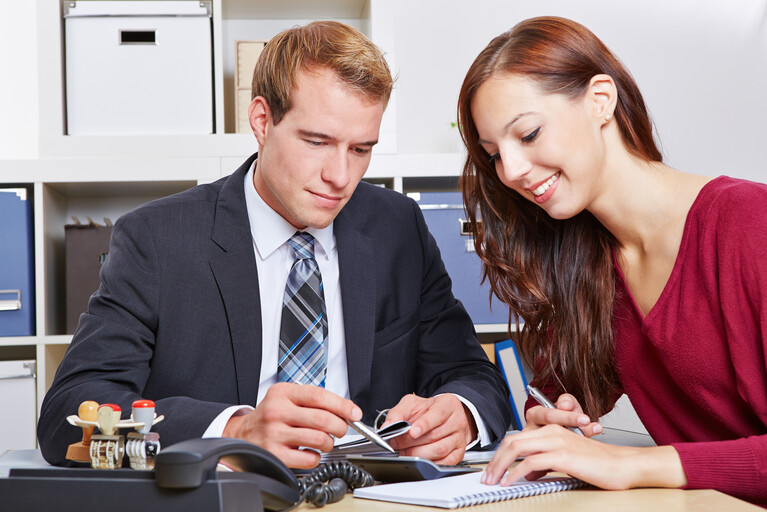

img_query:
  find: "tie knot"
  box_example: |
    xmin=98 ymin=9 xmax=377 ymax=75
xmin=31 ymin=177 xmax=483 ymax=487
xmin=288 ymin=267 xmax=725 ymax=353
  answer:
xmin=288 ymin=231 xmax=315 ymax=260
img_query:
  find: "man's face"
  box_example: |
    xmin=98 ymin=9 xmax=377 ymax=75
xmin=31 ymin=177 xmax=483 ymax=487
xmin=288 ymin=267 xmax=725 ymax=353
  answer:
xmin=251 ymin=66 xmax=385 ymax=229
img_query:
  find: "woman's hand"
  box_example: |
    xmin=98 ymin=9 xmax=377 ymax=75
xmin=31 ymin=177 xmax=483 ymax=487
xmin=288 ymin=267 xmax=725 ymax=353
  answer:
xmin=525 ymin=393 xmax=603 ymax=437
xmin=482 ymin=425 xmax=687 ymax=491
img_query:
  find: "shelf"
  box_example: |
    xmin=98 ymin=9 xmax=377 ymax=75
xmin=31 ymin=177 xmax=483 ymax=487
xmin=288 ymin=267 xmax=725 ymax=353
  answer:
xmin=0 ymin=157 xmax=220 ymax=184
xmin=39 ymin=179 xmax=201 ymax=337
xmin=35 ymin=0 xmax=395 ymax=152
xmin=222 ymin=0 xmax=369 ymax=20
xmin=0 ymin=337 xmax=38 ymax=348
xmin=475 ymin=324 xmax=510 ymax=334
xmin=0 ymin=335 xmax=71 ymax=348
xmin=37 ymin=134 xmax=258 ymax=160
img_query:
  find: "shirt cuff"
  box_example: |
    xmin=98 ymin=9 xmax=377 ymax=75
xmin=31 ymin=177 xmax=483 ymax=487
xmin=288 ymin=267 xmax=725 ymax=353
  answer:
xmin=448 ymin=393 xmax=490 ymax=449
xmin=202 ymin=405 xmax=253 ymax=438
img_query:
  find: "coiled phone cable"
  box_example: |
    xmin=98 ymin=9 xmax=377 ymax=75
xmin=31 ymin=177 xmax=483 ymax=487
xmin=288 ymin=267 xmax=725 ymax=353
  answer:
xmin=298 ymin=460 xmax=375 ymax=506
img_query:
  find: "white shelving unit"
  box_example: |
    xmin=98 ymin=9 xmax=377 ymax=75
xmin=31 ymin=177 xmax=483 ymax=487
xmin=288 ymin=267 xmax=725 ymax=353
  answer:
xmin=0 ymin=0 xmax=505 ymax=424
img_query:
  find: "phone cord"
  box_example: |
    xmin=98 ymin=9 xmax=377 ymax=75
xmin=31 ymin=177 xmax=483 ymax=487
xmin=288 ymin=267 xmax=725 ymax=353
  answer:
xmin=298 ymin=461 xmax=375 ymax=507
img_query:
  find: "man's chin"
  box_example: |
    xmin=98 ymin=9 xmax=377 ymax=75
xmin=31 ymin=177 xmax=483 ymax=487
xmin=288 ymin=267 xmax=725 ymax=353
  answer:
xmin=295 ymin=213 xmax=338 ymax=230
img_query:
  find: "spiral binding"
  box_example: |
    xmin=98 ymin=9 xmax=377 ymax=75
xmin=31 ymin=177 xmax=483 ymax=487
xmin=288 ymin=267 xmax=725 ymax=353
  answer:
xmin=454 ymin=477 xmax=587 ymax=507
xmin=298 ymin=460 xmax=375 ymax=507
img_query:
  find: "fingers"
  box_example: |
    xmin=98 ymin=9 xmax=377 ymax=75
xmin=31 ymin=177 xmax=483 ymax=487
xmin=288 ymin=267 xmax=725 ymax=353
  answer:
xmin=482 ymin=433 xmax=528 ymax=484
xmin=266 ymin=443 xmax=323 ymax=470
xmin=226 ymin=383 xmax=365 ymax=469
xmin=525 ymin=403 xmax=593 ymax=434
xmin=397 ymin=431 xmax=466 ymax=465
xmin=554 ymin=393 xmax=583 ymax=414
xmin=387 ymin=395 xmax=473 ymax=465
xmin=581 ymin=421 xmax=603 ymax=437
xmin=500 ymin=452 xmax=562 ymax=485
xmin=481 ymin=425 xmax=640 ymax=490
xmin=382 ymin=394 xmax=422 ymax=428
xmin=483 ymin=425 xmax=573 ymax=485
xmin=284 ymin=383 xmax=362 ymax=423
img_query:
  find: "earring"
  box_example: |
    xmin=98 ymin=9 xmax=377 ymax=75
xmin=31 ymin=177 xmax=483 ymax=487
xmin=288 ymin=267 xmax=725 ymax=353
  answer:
xmin=605 ymin=113 xmax=612 ymax=121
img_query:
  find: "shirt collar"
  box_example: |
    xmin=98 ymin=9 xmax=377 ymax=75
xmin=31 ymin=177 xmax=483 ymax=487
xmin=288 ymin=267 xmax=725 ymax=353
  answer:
xmin=243 ymin=161 xmax=335 ymax=259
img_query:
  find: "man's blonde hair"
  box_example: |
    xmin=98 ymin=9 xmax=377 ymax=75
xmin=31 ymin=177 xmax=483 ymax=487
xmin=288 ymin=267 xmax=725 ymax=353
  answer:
xmin=252 ymin=20 xmax=394 ymax=124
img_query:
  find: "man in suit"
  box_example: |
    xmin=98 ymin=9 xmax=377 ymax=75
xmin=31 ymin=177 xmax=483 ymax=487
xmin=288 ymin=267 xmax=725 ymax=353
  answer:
xmin=37 ymin=21 xmax=511 ymax=469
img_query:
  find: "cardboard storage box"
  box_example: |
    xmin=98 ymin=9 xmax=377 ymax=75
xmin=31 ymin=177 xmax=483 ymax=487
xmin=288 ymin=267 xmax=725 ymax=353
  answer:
xmin=234 ymin=40 xmax=266 ymax=134
xmin=63 ymin=1 xmax=213 ymax=135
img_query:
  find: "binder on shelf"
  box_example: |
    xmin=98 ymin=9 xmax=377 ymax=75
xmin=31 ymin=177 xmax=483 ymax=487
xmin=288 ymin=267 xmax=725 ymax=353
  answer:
xmin=494 ymin=339 xmax=529 ymax=430
xmin=413 ymin=192 xmax=508 ymax=325
xmin=0 ymin=187 xmax=35 ymax=337
xmin=0 ymin=360 xmax=37 ymax=450
xmin=65 ymin=218 xmax=113 ymax=334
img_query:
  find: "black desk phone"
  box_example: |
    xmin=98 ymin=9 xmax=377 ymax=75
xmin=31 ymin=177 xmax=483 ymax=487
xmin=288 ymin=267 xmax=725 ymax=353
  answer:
xmin=0 ymin=438 xmax=302 ymax=512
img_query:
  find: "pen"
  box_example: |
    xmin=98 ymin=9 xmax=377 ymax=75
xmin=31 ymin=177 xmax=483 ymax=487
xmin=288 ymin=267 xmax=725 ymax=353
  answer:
xmin=347 ymin=420 xmax=397 ymax=453
xmin=526 ymin=385 xmax=585 ymax=436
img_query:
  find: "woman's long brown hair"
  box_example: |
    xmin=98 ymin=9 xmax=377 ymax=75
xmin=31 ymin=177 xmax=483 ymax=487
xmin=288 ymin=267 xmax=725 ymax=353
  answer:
xmin=457 ymin=17 xmax=662 ymax=419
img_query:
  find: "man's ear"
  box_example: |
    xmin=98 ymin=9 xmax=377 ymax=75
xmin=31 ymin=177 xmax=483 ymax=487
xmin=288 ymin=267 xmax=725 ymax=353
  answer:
xmin=248 ymin=96 xmax=271 ymax=145
xmin=588 ymin=74 xmax=617 ymax=124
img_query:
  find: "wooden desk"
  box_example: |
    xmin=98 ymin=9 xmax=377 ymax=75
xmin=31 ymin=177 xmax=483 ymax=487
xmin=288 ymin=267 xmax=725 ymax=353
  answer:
xmin=298 ymin=487 xmax=762 ymax=511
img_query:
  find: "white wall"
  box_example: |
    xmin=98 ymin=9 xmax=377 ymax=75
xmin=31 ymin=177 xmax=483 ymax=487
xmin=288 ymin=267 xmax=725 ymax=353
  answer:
xmin=392 ymin=0 xmax=767 ymax=183
xmin=0 ymin=0 xmax=38 ymax=159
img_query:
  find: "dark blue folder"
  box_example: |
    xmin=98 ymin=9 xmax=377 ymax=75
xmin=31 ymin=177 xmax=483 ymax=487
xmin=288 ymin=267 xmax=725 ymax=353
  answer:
xmin=0 ymin=186 xmax=35 ymax=336
xmin=415 ymin=192 xmax=508 ymax=325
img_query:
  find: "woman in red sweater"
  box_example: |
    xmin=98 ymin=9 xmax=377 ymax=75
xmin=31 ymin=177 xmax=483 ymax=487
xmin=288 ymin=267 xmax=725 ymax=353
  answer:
xmin=457 ymin=16 xmax=767 ymax=505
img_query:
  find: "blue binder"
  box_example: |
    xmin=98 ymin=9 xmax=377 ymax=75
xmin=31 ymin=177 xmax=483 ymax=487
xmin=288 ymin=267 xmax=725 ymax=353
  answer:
xmin=414 ymin=192 xmax=508 ymax=325
xmin=0 ymin=187 xmax=35 ymax=336
xmin=494 ymin=339 xmax=529 ymax=430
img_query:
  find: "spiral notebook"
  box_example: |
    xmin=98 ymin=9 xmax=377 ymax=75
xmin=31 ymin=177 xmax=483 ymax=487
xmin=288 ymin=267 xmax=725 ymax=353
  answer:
xmin=353 ymin=471 xmax=586 ymax=508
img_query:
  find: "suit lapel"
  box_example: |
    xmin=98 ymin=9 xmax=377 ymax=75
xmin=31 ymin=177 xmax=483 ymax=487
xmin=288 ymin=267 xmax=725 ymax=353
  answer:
xmin=335 ymin=198 xmax=376 ymax=413
xmin=209 ymin=155 xmax=262 ymax=406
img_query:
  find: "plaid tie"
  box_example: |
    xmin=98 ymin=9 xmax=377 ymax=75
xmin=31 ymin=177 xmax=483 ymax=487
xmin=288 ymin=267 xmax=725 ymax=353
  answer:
xmin=278 ymin=232 xmax=328 ymax=386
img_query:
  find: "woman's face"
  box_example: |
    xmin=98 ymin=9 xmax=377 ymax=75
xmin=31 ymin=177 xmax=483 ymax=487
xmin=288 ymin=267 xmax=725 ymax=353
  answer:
xmin=470 ymin=73 xmax=607 ymax=220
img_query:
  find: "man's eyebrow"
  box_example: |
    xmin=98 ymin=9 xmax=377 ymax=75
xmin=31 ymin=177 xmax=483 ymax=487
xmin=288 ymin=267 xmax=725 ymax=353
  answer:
xmin=478 ymin=111 xmax=536 ymax=144
xmin=298 ymin=129 xmax=334 ymax=140
xmin=298 ymin=129 xmax=378 ymax=146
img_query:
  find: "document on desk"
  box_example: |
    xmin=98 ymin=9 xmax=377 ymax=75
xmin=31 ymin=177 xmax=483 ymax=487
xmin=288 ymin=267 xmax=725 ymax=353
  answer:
xmin=321 ymin=420 xmax=410 ymax=462
xmin=353 ymin=471 xmax=586 ymax=508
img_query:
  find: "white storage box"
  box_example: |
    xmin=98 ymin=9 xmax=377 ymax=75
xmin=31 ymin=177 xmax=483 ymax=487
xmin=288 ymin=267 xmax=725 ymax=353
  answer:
xmin=63 ymin=1 xmax=213 ymax=135
xmin=0 ymin=361 xmax=36 ymax=451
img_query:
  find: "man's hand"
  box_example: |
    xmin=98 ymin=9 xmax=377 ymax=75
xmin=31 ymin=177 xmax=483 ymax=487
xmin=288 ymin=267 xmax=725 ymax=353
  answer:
xmin=384 ymin=394 xmax=477 ymax=465
xmin=223 ymin=382 xmax=362 ymax=469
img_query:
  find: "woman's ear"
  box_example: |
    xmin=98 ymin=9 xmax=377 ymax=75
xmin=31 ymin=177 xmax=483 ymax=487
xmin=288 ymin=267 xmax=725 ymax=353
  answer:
xmin=588 ymin=74 xmax=617 ymax=124
xmin=248 ymin=96 xmax=271 ymax=145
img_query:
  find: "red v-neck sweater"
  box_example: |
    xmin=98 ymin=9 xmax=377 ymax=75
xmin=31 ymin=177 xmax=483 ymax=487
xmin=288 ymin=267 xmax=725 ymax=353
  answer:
xmin=612 ymin=176 xmax=767 ymax=505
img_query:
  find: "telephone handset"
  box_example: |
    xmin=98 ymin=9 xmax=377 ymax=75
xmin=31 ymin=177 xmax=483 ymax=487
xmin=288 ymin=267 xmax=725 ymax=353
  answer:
xmin=155 ymin=437 xmax=300 ymax=511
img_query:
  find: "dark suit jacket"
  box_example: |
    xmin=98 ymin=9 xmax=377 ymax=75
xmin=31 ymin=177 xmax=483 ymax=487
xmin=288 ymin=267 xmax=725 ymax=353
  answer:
xmin=38 ymin=154 xmax=511 ymax=464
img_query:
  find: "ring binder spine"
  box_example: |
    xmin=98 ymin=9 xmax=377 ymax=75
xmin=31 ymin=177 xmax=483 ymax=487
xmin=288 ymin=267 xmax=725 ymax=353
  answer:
xmin=454 ymin=478 xmax=587 ymax=507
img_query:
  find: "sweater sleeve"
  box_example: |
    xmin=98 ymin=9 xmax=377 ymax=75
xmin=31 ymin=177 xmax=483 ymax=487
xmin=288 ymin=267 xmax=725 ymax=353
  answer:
xmin=674 ymin=437 xmax=767 ymax=503
xmin=671 ymin=179 xmax=767 ymax=505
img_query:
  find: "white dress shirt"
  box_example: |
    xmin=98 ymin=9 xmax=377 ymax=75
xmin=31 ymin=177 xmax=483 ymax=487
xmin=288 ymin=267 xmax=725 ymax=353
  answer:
xmin=204 ymin=164 xmax=488 ymax=448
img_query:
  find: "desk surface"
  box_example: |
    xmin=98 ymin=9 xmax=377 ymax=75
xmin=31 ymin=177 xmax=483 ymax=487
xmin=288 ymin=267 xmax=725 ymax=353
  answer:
xmin=300 ymin=487 xmax=762 ymax=511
